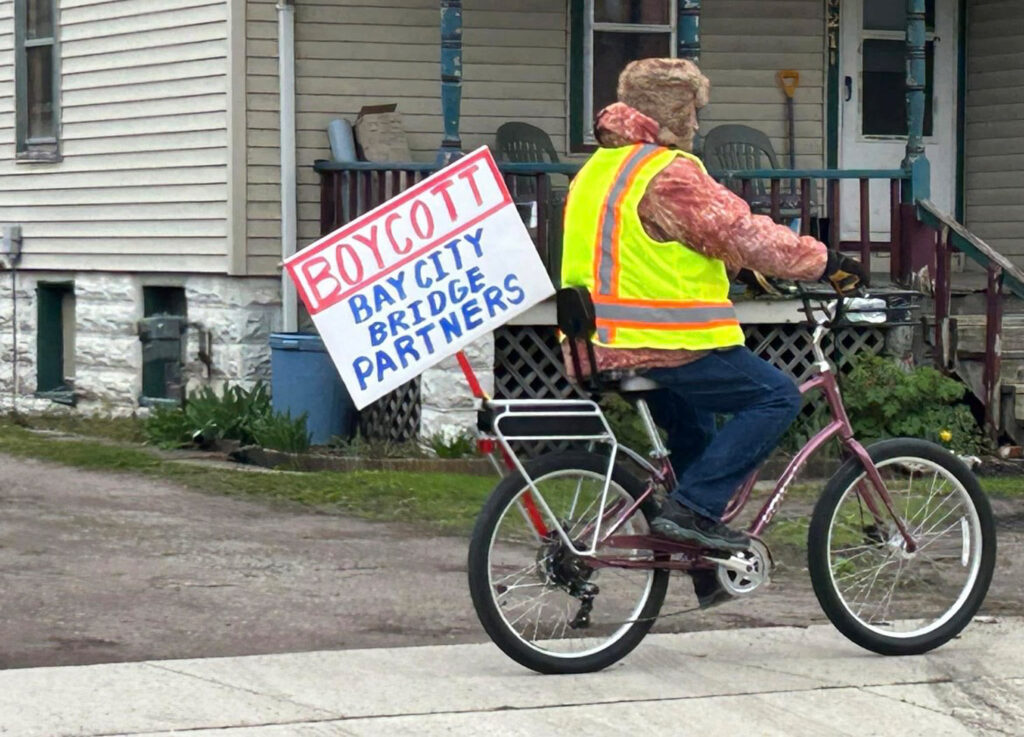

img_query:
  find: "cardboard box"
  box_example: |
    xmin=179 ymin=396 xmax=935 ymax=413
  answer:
xmin=353 ymin=104 xmax=412 ymax=162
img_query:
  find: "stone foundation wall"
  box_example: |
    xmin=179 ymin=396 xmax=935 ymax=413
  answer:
xmin=181 ymin=277 xmax=281 ymax=396
xmin=419 ymin=334 xmax=494 ymax=441
xmin=0 ymin=270 xmax=50 ymax=414
xmin=0 ymin=271 xmax=280 ymax=415
xmin=0 ymin=268 xmax=498 ymax=444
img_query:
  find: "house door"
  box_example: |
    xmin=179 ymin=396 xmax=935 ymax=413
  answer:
xmin=839 ymin=0 xmax=959 ymax=243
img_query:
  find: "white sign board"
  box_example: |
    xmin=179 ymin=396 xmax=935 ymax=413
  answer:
xmin=285 ymin=146 xmax=556 ymax=409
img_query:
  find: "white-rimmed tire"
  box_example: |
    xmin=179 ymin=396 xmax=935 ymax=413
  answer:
xmin=808 ymin=438 xmax=996 ymax=655
xmin=468 ymin=451 xmax=668 ymax=674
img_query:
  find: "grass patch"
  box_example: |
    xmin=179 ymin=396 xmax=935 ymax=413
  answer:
xmin=979 ymin=477 xmax=1024 ymax=497
xmin=7 ymin=411 xmax=145 ymax=443
xmin=0 ymin=421 xmax=160 ymax=470
xmin=2 ymin=419 xmax=1021 ymax=541
xmin=0 ymin=422 xmax=494 ymax=534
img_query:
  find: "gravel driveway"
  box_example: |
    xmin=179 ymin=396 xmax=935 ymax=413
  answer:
xmin=1 ymin=454 xmax=1019 ymax=668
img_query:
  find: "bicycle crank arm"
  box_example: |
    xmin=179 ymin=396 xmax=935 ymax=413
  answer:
xmin=706 ymin=553 xmax=756 ymax=575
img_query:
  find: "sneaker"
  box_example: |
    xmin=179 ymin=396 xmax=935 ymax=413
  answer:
xmin=650 ymin=497 xmax=751 ymax=552
xmin=689 ymin=569 xmax=733 ymax=610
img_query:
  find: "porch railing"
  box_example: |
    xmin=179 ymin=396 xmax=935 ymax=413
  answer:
xmin=709 ymin=168 xmax=909 ymax=282
xmin=917 ymin=199 xmax=1024 ymax=437
xmin=316 ymin=160 xmax=910 ymax=280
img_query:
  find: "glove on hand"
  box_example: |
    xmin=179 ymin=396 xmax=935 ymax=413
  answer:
xmin=736 ymin=268 xmax=781 ymax=296
xmin=822 ymin=251 xmax=869 ymax=293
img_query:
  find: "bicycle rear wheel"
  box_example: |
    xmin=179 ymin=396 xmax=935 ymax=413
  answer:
xmin=808 ymin=438 xmax=996 ymax=655
xmin=468 ymin=451 xmax=668 ymax=674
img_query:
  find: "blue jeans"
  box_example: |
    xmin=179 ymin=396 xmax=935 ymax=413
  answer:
xmin=643 ymin=347 xmax=802 ymax=521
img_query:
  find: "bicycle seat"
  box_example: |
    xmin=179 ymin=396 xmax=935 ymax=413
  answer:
xmin=618 ymin=375 xmax=661 ymax=393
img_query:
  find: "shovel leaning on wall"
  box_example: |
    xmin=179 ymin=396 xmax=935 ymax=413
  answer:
xmin=777 ymin=69 xmax=800 ymax=232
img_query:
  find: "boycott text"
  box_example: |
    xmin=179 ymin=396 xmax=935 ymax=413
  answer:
xmin=292 ymin=157 xmax=506 ymax=315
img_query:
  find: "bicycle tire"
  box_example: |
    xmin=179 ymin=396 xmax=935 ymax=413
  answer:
xmin=807 ymin=438 xmax=996 ymax=655
xmin=468 ymin=450 xmax=668 ymax=674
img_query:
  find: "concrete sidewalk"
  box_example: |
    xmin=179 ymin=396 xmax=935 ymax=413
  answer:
xmin=4 ymin=619 xmax=1022 ymax=737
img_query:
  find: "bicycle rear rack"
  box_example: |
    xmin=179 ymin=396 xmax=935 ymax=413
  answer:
xmin=476 ymin=398 xmax=621 ymax=557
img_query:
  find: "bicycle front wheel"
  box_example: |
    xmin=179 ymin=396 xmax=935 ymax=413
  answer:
xmin=808 ymin=438 xmax=996 ymax=655
xmin=468 ymin=451 xmax=668 ymax=674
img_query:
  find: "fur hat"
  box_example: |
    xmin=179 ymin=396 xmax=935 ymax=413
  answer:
xmin=617 ymin=58 xmax=709 ymax=147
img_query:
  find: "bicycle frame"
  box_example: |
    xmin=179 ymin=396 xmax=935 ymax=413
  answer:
xmin=460 ymin=313 xmax=919 ymax=572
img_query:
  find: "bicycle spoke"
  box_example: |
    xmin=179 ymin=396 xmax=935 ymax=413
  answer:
xmin=493 ymin=562 xmax=543 ymax=588
xmin=873 ymin=557 xmax=905 ymax=625
xmin=917 ymin=497 xmax=962 ymax=536
xmin=916 ymin=519 xmax=964 ymax=554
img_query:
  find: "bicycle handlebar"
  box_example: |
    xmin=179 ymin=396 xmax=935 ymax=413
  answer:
xmin=794 ymin=282 xmax=870 ymax=330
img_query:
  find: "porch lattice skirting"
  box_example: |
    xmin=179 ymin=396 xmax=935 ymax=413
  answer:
xmin=358 ymin=325 xmax=888 ymax=448
xmin=358 ymin=377 xmax=422 ymax=443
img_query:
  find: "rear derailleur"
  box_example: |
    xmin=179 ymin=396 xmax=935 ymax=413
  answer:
xmin=540 ymin=535 xmax=599 ymax=629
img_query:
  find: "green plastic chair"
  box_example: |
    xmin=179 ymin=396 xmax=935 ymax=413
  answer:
xmin=494 ymin=122 xmax=566 ymax=278
xmin=702 ymin=124 xmax=785 ymax=198
xmin=700 ymin=124 xmax=817 ymax=226
xmin=494 ymin=122 xmax=560 ymax=201
xmin=495 ymin=122 xmax=560 ymax=166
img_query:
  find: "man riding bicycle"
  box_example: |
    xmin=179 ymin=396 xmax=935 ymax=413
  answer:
xmin=560 ymin=58 xmax=866 ymax=607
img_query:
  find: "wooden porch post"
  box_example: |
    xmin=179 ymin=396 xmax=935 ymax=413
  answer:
xmin=984 ymin=265 xmax=1004 ymax=441
xmin=437 ymin=0 xmax=463 ymax=164
xmin=678 ymin=0 xmax=700 ymax=61
xmin=901 ymin=0 xmax=930 ymax=202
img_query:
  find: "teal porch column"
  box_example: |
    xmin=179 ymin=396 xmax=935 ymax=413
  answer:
xmin=437 ymin=0 xmax=463 ymax=164
xmin=901 ymin=0 xmax=930 ymax=201
xmin=678 ymin=0 xmax=700 ymax=62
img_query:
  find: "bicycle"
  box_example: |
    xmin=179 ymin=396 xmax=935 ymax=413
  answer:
xmin=463 ymin=285 xmax=996 ymax=674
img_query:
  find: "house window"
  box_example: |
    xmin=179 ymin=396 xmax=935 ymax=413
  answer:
xmin=36 ymin=283 xmax=75 ymax=402
xmin=140 ymin=287 xmax=187 ymax=403
xmin=860 ymin=0 xmax=936 ymax=137
xmin=14 ymin=0 xmax=61 ymax=160
xmin=570 ymin=0 xmax=675 ymax=151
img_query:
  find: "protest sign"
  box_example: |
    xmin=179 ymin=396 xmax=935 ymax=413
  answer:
xmin=285 ymin=146 xmax=556 ymax=409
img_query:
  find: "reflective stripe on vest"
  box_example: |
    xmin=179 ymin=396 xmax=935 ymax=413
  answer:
xmin=561 ymin=143 xmax=745 ymax=351
xmin=594 ymin=144 xmax=663 ymax=297
xmin=594 ymin=300 xmax=738 ymax=325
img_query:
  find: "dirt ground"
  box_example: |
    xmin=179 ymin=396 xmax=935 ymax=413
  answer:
xmin=1 ymin=454 xmax=1021 ymax=669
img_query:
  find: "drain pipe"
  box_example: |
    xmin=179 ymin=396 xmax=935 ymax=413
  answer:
xmin=2 ymin=226 xmax=21 ymax=413
xmin=277 ymin=0 xmax=298 ymax=333
xmin=9 ymin=267 xmax=16 ymax=413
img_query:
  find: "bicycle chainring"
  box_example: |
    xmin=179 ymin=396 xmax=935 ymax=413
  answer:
xmin=716 ymin=539 xmax=773 ymax=596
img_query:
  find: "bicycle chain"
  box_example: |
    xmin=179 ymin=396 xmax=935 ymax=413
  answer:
xmin=578 ymin=602 xmax=705 ymax=628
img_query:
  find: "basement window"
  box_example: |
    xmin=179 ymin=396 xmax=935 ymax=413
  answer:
xmin=35 ymin=282 xmax=75 ymax=403
xmin=139 ymin=286 xmax=187 ymax=405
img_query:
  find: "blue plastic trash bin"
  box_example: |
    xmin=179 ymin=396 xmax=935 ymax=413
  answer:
xmin=269 ymin=332 xmax=355 ymax=445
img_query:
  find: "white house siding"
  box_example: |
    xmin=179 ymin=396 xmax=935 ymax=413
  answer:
xmin=0 ymin=0 xmax=232 ymax=273
xmin=700 ymin=0 xmax=826 ymax=169
xmin=964 ymin=0 xmax=1024 ymax=260
xmin=0 ymin=0 xmax=279 ymax=414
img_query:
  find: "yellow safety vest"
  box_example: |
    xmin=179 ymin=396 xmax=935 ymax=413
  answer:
xmin=561 ymin=143 xmax=745 ymax=351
